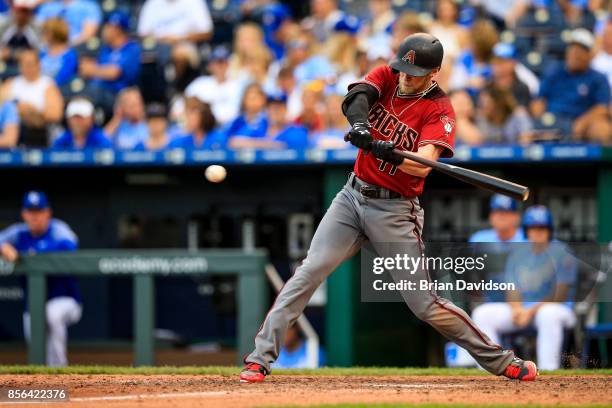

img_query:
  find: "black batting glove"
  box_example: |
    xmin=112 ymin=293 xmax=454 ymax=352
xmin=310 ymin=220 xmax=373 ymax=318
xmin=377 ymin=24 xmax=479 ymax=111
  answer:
xmin=345 ymin=122 xmax=373 ymax=151
xmin=370 ymin=140 xmax=404 ymax=166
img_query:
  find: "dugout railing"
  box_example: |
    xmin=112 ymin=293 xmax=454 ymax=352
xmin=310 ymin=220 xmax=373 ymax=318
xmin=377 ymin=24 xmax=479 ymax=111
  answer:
xmin=1 ymin=249 xmax=268 ymax=366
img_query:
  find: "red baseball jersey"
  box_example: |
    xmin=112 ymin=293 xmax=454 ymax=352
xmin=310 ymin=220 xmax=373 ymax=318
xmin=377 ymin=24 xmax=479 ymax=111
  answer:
xmin=349 ymin=65 xmax=456 ymax=197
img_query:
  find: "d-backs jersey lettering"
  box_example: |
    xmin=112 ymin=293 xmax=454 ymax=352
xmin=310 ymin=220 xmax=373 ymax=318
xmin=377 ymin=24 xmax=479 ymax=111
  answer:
xmin=349 ymin=65 xmax=456 ymax=197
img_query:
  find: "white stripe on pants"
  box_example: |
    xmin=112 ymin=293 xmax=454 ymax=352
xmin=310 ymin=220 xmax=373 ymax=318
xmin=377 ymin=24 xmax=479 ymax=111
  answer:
xmin=472 ymin=302 xmax=575 ymax=370
xmin=23 ymin=296 xmax=82 ymax=367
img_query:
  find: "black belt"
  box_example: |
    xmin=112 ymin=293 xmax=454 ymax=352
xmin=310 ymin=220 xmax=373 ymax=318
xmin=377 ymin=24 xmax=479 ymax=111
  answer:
xmin=348 ymin=173 xmax=403 ymax=199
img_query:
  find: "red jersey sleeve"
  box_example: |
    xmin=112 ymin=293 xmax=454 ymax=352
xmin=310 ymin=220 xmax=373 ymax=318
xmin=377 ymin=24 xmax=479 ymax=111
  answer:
xmin=348 ymin=65 xmax=396 ymax=97
xmin=418 ymin=99 xmax=456 ymax=158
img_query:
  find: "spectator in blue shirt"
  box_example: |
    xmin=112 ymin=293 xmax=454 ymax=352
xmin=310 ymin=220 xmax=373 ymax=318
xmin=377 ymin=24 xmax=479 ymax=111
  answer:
xmin=0 ymin=191 xmax=83 ymax=366
xmin=531 ymin=28 xmax=610 ymax=143
xmin=36 ymin=0 xmax=101 ymax=45
xmin=104 ymin=87 xmax=148 ymax=150
xmin=135 ymin=103 xmax=169 ymax=151
xmin=226 ymin=83 xmax=269 ymax=149
xmin=40 ymin=17 xmax=78 ymax=87
xmin=168 ymin=97 xmax=225 ymax=149
xmin=263 ymin=93 xmax=308 ymax=149
xmin=79 ymin=11 xmax=141 ymax=94
xmin=52 ymin=98 xmax=112 ymax=149
xmin=261 ymin=3 xmax=293 ymax=61
xmin=473 ymin=205 xmax=577 ymax=370
xmin=0 ymin=98 xmax=20 ymax=148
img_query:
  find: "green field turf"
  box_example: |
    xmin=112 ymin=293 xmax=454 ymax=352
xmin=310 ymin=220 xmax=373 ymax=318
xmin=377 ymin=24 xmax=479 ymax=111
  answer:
xmin=0 ymin=365 xmax=610 ymax=376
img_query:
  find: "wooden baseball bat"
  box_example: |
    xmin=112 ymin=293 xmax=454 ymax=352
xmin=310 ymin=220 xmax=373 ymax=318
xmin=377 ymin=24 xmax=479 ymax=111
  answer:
xmin=394 ymin=149 xmax=530 ymax=201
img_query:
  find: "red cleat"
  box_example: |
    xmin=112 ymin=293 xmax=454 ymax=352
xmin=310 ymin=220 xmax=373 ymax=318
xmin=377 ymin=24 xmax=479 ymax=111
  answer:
xmin=239 ymin=362 xmax=267 ymax=383
xmin=503 ymin=357 xmax=538 ymax=381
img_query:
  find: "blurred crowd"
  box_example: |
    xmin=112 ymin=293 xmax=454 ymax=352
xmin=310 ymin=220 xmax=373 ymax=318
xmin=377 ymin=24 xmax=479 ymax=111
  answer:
xmin=0 ymin=0 xmax=609 ymax=152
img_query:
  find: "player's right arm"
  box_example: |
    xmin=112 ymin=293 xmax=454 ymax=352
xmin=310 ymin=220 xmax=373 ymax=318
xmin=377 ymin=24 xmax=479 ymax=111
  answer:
xmin=342 ymin=84 xmax=379 ymax=126
xmin=341 ymin=66 xmax=389 ymax=150
xmin=342 ymin=65 xmax=391 ymax=125
xmin=341 ymin=84 xmax=379 ymax=150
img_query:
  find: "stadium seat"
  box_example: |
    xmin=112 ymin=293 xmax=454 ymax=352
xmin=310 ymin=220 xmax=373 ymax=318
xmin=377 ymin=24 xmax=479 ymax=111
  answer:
xmin=581 ymin=323 xmax=612 ymax=368
xmin=59 ymin=77 xmax=88 ymax=100
xmin=75 ymin=36 xmax=102 ymax=59
xmin=139 ymin=39 xmax=169 ymax=104
xmin=501 ymin=327 xmax=575 ymax=368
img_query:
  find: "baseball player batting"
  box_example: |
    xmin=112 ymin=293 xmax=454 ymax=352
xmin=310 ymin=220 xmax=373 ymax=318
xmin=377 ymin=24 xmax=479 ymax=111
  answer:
xmin=240 ymin=33 xmax=537 ymax=383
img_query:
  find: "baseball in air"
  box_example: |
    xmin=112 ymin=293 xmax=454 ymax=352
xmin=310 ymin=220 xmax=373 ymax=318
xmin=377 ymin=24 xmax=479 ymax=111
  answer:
xmin=205 ymin=165 xmax=227 ymax=183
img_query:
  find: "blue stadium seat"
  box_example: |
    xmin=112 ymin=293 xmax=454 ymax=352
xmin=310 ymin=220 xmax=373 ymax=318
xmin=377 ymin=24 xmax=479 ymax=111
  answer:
xmin=208 ymin=0 xmax=242 ymax=46
xmin=74 ymin=36 xmax=102 ymax=58
xmin=59 ymin=77 xmax=88 ymax=100
xmin=581 ymin=323 xmax=612 ymax=367
xmin=501 ymin=327 xmax=574 ymax=366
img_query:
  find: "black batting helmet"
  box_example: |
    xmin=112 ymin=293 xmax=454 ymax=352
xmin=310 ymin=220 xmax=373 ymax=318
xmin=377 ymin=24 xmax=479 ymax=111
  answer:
xmin=389 ymin=33 xmax=444 ymax=77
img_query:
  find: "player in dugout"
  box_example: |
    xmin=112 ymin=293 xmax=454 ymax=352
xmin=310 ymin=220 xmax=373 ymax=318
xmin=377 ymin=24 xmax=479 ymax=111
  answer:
xmin=472 ymin=205 xmax=577 ymax=370
xmin=0 ymin=191 xmax=82 ymax=367
xmin=470 ymin=194 xmax=526 ymax=302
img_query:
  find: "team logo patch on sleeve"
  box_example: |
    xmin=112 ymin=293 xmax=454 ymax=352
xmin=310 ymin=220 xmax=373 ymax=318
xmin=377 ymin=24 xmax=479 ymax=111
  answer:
xmin=440 ymin=115 xmax=455 ymax=135
xmin=401 ymin=49 xmax=416 ymax=65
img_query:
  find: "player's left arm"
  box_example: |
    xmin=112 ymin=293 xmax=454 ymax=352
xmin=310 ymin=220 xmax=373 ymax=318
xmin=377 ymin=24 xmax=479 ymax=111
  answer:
xmin=395 ymin=102 xmax=456 ymax=177
xmin=395 ymin=144 xmax=443 ymax=178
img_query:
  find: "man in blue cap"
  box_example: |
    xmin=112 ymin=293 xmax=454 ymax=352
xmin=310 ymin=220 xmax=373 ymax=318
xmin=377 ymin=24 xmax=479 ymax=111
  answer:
xmin=0 ymin=191 xmax=82 ymax=367
xmin=79 ymin=10 xmax=141 ymax=94
xmin=470 ymin=194 xmax=526 ymax=245
xmin=265 ymin=93 xmax=308 ymax=149
xmin=444 ymin=194 xmax=527 ymax=366
xmin=531 ymin=28 xmax=610 ymax=142
xmin=473 ymin=205 xmax=577 ymax=370
xmin=469 ymin=194 xmax=526 ymax=296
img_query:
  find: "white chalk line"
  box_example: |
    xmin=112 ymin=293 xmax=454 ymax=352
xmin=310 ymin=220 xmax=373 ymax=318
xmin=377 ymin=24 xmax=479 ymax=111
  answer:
xmin=70 ymin=390 xmax=229 ymax=402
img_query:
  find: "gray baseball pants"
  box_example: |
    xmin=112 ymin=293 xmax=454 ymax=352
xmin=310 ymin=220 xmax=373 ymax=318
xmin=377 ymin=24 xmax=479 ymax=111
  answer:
xmin=246 ymin=173 xmax=514 ymax=374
